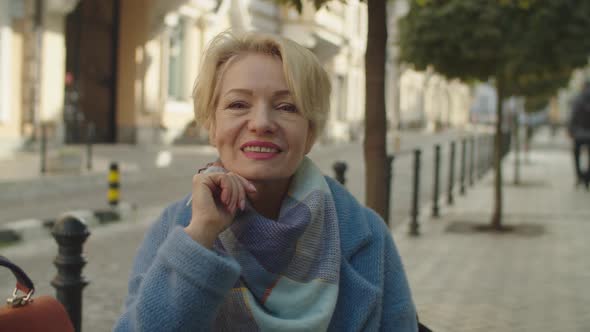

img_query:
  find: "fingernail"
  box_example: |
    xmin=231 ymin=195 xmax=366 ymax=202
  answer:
xmin=249 ymin=182 xmax=257 ymax=191
xmin=240 ymin=199 xmax=245 ymax=210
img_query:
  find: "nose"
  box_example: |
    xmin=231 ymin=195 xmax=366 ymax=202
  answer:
xmin=248 ymin=103 xmax=277 ymax=134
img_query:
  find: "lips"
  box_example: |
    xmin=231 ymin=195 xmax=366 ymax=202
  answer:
xmin=240 ymin=141 xmax=282 ymax=153
xmin=240 ymin=141 xmax=282 ymax=160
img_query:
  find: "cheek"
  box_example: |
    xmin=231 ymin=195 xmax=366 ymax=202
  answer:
xmin=214 ymin=118 xmax=241 ymax=149
xmin=293 ymin=122 xmax=314 ymax=154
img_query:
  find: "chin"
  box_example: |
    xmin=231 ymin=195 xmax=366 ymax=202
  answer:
xmin=237 ymin=169 xmax=292 ymax=183
xmin=243 ymin=173 xmax=285 ymax=182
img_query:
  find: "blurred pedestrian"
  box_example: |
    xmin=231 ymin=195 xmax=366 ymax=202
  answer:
xmin=568 ymin=80 xmax=590 ymax=189
xmin=114 ymin=31 xmax=417 ymax=331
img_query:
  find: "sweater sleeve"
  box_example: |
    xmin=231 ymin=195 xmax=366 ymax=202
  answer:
xmin=378 ymin=221 xmax=418 ymax=331
xmin=113 ymin=205 xmax=241 ymax=331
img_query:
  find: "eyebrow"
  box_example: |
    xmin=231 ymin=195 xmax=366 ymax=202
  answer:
xmin=223 ymin=89 xmax=291 ymax=98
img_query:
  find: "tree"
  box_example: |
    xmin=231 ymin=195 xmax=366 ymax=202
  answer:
xmin=398 ymin=0 xmax=590 ymax=229
xmin=275 ymin=0 xmax=391 ymax=221
xmin=509 ymin=69 xmax=572 ymax=184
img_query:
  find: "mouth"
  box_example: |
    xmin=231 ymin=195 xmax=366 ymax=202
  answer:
xmin=240 ymin=141 xmax=282 ymax=153
xmin=240 ymin=141 xmax=282 ymax=159
xmin=242 ymin=146 xmax=280 ymax=153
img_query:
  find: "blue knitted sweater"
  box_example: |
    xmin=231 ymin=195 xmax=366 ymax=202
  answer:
xmin=113 ymin=177 xmax=417 ymax=331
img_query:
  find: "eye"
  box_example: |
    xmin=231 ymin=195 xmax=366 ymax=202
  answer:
xmin=227 ymin=101 xmax=249 ymax=110
xmin=276 ymin=103 xmax=298 ymax=113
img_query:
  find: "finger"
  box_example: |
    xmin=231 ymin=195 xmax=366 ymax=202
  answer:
xmin=231 ymin=175 xmax=245 ymax=212
xmin=218 ymin=174 xmax=231 ymax=206
xmin=234 ymin=175 xmax=246 ymax=211
xmin=234 ymin=176 xmax=251 ymax=206
xmin=227 ymin=175 xmax=239 ymax=214
xmin=234 ymin=174 xmax=257 ymax=193
xmin=196 ymin=174 xmax=220 ymax=197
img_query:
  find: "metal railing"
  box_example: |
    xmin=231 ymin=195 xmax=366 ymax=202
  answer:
xmin=333 ymin=131 xmax=510 ymax=236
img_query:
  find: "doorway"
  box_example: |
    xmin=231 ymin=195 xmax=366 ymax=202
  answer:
xmin=64 ymin=0 xmax=119 ymax=143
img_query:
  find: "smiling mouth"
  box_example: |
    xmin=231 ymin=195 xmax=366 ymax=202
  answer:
xmin=242 ymin=146 xmax=280 ymax=153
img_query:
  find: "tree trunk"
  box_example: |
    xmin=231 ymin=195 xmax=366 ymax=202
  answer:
xmin=491 ymin=78 xmax=504 ymax=229
xmin=364 ymin=0 xmax=388 ymax=221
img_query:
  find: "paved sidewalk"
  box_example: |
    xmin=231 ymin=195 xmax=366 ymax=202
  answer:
xmin=0 ymin=128 xmax=470 ymax=237
xmin=393 ymin=130 xmax=590 ymax=332
xmin=3 ymin=127 xmax=535 ymax=331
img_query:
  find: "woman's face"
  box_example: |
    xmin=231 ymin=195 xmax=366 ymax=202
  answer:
xmin=210 ymin=53 xmax=314 ymax=183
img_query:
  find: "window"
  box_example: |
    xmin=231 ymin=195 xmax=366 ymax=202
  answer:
xmin=167 ymin=16 xmax=186 ymax=100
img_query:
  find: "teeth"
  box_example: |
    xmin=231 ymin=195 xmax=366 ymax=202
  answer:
xmin=243 ymin=146 xmax=278 ymax=153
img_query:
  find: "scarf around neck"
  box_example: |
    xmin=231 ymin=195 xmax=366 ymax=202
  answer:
xmin=202 ymin=157 xmax=341 ymax=331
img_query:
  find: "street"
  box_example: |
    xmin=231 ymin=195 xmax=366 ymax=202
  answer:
xmin=5 ymin=129 xmax=590 ymax=332
xmin=0 ymin=129 xmax=472 ymax=331
xmin=0 ymin=130 xmax=466 ymax=228
xmin=0 ymin=129 xmax=502 ymax=331
xmin=1 ymin=0 xmax=588 ymax=330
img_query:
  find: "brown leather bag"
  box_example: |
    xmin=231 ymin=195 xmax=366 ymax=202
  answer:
xmin=0 ymin=255 xmax=74 ymax=332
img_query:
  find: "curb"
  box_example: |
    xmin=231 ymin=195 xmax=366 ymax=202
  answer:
xmin=0 ymin=202 xmax=136 ymax=245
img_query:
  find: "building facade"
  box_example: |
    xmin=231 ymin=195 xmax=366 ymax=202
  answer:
xmin=0 ymin=0 xmax=368 ymax=154
xmin=0 ymin=0 xmax=473 ymax=157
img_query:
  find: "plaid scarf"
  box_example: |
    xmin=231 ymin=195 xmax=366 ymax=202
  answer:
xmin=204 ymin=157 xmax=341 ymax=331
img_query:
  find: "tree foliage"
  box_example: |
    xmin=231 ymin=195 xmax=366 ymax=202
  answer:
xmin=398 ymin=0 xmax=590 ymax=228
xmin=511 ymin=69 xmax=573 ymax=112
xmin=273 ymin=0 xmax=332 ymax=12
xmin=399 ymin=0 xmax=590 ymax=85
xmin=400 ymin=1 xmax=527 ymax=81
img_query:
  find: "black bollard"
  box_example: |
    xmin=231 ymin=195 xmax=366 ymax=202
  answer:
xmin=476 ymin=136 xmax=482 ymax=179
xmin=409 ymin=149 xmax=421 ymax=236
xmin=332 ymin=161 xmax=347 ymax=186
xmin=483 ymin=135 xmax=489 ymax=176
xmin=479 ymin=135 xmax=487 ymax=178
xmin=51 ymin=214 xmax=90 ymax=332
xmin=384 ymin=155 xmax=394 ymax=226
xmin=485 ymin=135 xmax=490 ymax=172
xmin=108 ymin=162 xmax=120 ymax=207
xmin=460 ymin=139 xmax=467 ymax=195
xmin=481 ymin=135 xmax=487 ymax=174
xmin=40 ymin=123 xmax=47 ymax=174
xmin=488 ymin=134 xmax=494 ymax=171
xmin=469 ymin=137 xmax=475 ymax=186
xmin=447 ymin=141 xmax=456 ymax=205
xmin=432 ymin=145 xmax=441 ymax=218
xmin=86 ymin=122 xmax=95 ymax=171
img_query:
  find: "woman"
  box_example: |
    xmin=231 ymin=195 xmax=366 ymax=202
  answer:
xmin=114 ymin=31 xmax=417 ymax=331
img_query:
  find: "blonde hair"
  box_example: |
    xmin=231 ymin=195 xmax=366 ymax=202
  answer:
xmin=192 ymin=31 xmax=331 ymax=139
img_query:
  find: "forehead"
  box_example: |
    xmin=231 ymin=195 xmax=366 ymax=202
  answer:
xmin=219 ymin=53 xmax=288 ymax=93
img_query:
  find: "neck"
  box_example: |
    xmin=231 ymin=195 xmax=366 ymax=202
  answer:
xmin=249 ymin=178 xmax=291 ymax=220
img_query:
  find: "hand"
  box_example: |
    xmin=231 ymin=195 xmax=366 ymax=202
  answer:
xmin=184 ymin=172 xmax=257 ymax=248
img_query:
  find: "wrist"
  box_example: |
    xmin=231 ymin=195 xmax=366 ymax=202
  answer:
xmin=184 ymin=222 xmax=218 ymax=249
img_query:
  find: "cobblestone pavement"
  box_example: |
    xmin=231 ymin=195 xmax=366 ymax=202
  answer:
xmin=393 ymin=131 xmax=590 ymax=332
xmin=0 ymin=129 xmax=466 ymax=227
xmin=0 ymin=205 xmax=164 ymax=331
xmin=4 ymin=127 xmax=554 ymax=331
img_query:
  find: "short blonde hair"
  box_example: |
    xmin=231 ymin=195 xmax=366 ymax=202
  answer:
xmin=193 ymin=31 xmax=331 ymax=139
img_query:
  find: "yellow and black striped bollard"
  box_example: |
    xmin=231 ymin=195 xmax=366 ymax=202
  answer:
xmin=108 ymin=162 xmax=120 ymax=207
